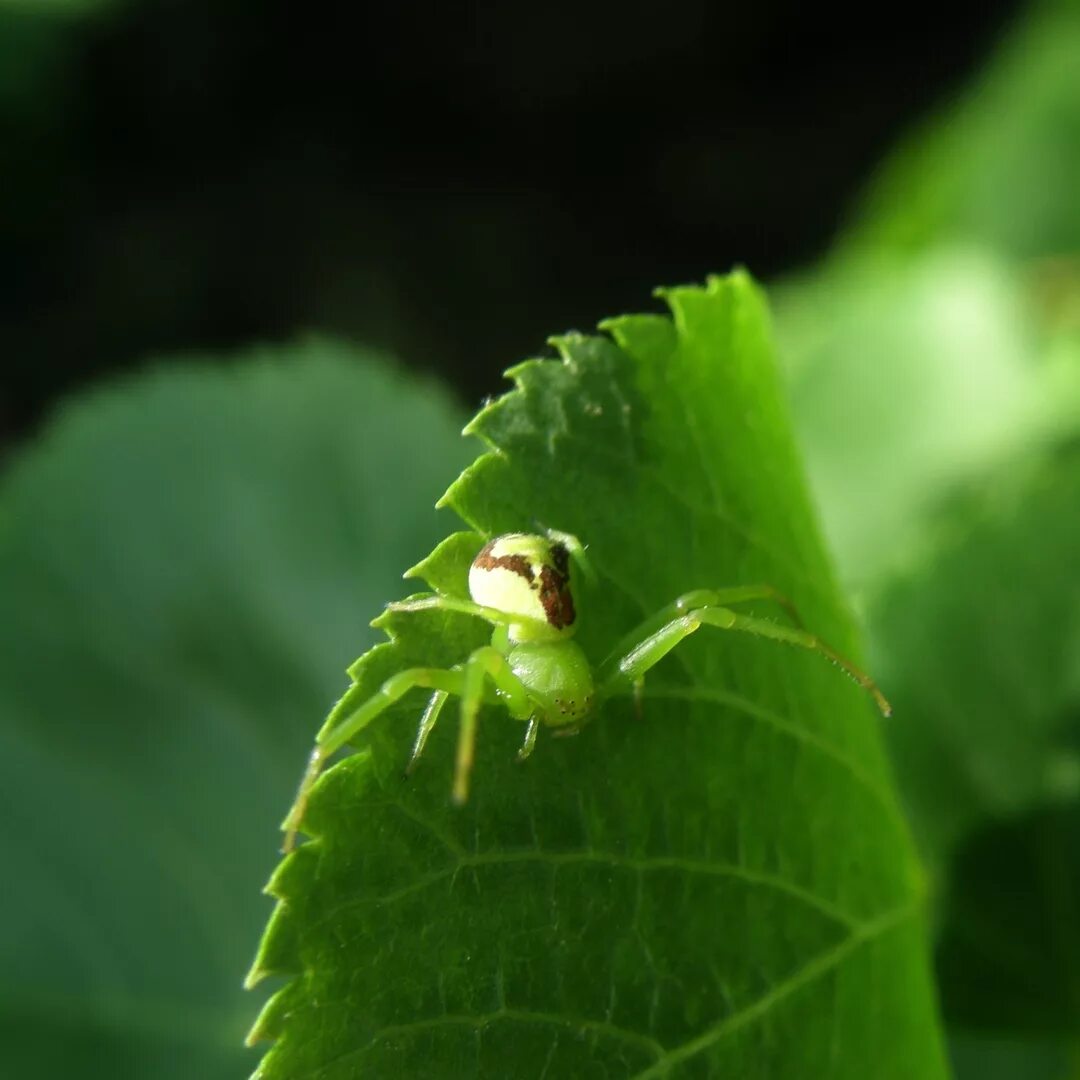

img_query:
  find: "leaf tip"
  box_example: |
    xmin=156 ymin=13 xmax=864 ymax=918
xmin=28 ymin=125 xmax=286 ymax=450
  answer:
xmin=460 ymin=407 xmax=489 ymax=439
xmin=401 ymin=557 xmax=426 ymax=582
xmin=707 ymin=264 xmax=755 ymax=290
xmin=599 ymin=311 xmax=674 ymax=357
xmin=244 ymin=995 xmax=276 ymax=1047
xmin=404 ymin=530 xmax=486 ymax=595
xmin=546 ymin=330 xmax=588 ymax=353
xmin=654 ymin=281 xmax=706 ymax=331
xmin=436 ymin=456 xmax=491 ymax=520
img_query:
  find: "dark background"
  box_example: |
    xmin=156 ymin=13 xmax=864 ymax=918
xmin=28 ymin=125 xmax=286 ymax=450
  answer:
xmin=1 ymin=0 xmax=1020 ymax=451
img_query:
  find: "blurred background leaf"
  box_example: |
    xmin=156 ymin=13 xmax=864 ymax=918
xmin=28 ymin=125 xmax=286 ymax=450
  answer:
xmin=771 ymin=1 xmax=1080 ymax=1075
xmin=844 ymin=0 xmax=1080 ymax=259
xmin=873 ymin=446 xmax=1080 ymax=859
xmin=0 ymin=342 xmax=470 ymax=1078
xmin=776 ymin=247 xmax=1078 ymax=583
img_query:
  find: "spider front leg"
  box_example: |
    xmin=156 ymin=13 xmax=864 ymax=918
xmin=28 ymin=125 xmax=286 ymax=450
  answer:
xmin=517 ymin=714 xmax=540 ymax=761
xmin=282 ymin=665 xmax=465 ymax=852
xmin=281 ymin=645 xmax=533 ymax=850
xmin=387 ymin=594 xmax=550 ymax=636
xmin=598 ymin=599 xmax=890 ymax=717
xmin=541 ymin=526 xmax=598 ymax=587
xmin=452 ymin=645 xmax=533 ymax=805
xmin=598 ymin=584 xmax=805 ymax=679
xmin=406 ymin=689 xmax=450 ymax=775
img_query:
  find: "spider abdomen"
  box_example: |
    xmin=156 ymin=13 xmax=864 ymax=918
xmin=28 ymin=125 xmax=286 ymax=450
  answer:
xmin=469 ymin=532 xmax=576 ymax=643
xmin=507 ymin=639 xmax=594 ymax=726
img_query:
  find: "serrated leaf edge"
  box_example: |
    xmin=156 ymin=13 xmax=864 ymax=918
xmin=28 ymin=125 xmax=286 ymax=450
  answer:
xmin=245 ymin=276 xmax=777 ymax=1067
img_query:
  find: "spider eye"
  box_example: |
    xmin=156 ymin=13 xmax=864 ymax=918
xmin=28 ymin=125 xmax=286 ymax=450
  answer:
xmin=469 ymin=532 xmax=576 ymax=640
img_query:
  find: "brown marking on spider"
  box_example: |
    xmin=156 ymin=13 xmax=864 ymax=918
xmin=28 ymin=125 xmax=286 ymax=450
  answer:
xmin=538 ymin=563 xmax=575 ymax=629
xmin=550 ymin=541 xmax=570 ymax=578
xmin=473 ymin=542 xmax=535 ymax=585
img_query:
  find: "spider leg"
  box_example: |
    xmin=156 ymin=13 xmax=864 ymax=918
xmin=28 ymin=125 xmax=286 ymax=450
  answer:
xmin=452 ymin=645 xmax=533 ymax=805
xmin=598 ymin=604 xmax=890 ymax=717
xmin=542 ymin=526 xmax=598 ymax=587
xmin=696 ymin=608 xmax=892 ymax=716
xmin=598 ymin=613 xmax=702 ymax=699
xmin=386 ymin=594 xmax=549 ymax=636
xmin=516 ymin=714 xmax=540 ymax=761
xmin=283 ymin=646 xmax=534 ymax=850
xmin=599 ymin=585 xmax=804 ymax=676
xmin=406 ymin=690 xmax=450 ymax=776
xmin=674 ymin=586 xmax=804 ymax=627
xmin=282 ymin=665 xmax=465 ymax=852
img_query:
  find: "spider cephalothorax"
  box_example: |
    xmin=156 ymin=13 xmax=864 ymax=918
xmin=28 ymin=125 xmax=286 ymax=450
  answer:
xmin=281 ymin=528 xmax=889 ymax=851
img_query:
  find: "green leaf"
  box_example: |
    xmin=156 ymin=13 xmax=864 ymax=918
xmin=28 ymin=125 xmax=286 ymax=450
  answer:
xmin=249 ymin=273 xmax=947 ymax=1078
xmin=0 ymin=341 xmax=470 ymax=1079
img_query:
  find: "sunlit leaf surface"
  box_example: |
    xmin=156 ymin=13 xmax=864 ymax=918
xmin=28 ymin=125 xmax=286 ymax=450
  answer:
xmin=249 ymin=274 xmax=946 ymax=1078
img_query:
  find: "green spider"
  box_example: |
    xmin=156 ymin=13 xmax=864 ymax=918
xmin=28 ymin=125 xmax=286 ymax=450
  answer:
xmin=282 ymin=530 xmax=890 ymax=851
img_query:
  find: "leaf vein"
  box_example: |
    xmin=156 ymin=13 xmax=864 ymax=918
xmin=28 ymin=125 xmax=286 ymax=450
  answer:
xmin=557 ymin=428 xmax=833 ymax=604
xmin=639 ymin=684 xmax=910 ymax=837
xmin=305 ymin=1007 xmax=666 ymax=1078
xmin=312 ymin=846 xmax=860 ymax=931
xmin=629 ymin=902 xmax=918 ymax=1078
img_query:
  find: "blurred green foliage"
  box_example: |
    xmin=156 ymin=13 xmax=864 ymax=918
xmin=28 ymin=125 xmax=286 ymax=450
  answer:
xmin=0 ymin=345 xmax=470 ymax=1078
xmin=844 ymin=0 xmax=1080 ymax=259
xmin=776 ymin=247 xmax=1073 ymax=583
xmin=1 ymin=0 xmax=1079 ymax=1077
xmin=774 ymin=1 xmax=1080 ymax=1075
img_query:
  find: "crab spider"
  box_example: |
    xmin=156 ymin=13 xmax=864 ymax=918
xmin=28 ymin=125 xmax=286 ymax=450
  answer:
xmin=281 ymin=530 xmax=890 ymax=851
